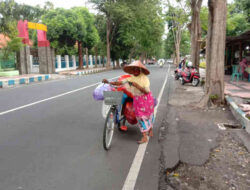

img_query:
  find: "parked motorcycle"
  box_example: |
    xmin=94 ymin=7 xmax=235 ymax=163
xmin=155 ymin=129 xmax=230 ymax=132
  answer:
xmin=174 ymin=68 xmax=182 ymax=80
xmin=180 ymin=67 xmax=200 ymax=86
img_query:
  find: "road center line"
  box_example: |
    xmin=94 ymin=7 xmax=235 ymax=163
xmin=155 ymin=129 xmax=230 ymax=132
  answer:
xmin=122 ymin=65 xmax=170 ymax=190
xmin=0 ymin=76 xmax=119 ymax=116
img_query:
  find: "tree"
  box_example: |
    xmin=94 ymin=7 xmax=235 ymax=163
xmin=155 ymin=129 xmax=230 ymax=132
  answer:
xmin=91 ymin=0 xmax=164 ymax=66
xmin=0 ymin=0 xmax=23 ymax=60
xmin=226 ymin=2 xmax=250 ymax=36
xmin=134 ymin=0 xmax=164 ymax=62
xmin=73 ymin=7 xmax=99 ymax=69
xmin=43 ymin=1 xmax=54 ymax=11
xmin=94 ymin=14 xmax=107 ymax=66
xmin=164 ymin=29 xmax=190 ymax=59
xmin=189 ymin=0 xmax=203 ymax=70
xmin=165 ymin=0 xmax=189 ymax=65
xmin=90 ymin=0 xmax=113 ymax=68
xmin=199 ymin=0 xmax=227 ymax=107
xmin=42 ymin=8 xmax=87 ymax=67
xmin=236 ymin=0 xmax=250 ymax=22
xmin=200 ymin=6 xmax=208 ymax=37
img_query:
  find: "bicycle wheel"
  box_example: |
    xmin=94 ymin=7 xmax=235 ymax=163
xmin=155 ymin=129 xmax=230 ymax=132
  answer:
xmin=103 ymin=107 xmax=116 ymax=150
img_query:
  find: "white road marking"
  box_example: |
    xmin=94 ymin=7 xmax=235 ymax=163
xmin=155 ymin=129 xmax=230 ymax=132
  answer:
xmin=122 ymin=65 xmax=170 ymax=190
xmin=0 ymin=76 xmax=119 ymax=116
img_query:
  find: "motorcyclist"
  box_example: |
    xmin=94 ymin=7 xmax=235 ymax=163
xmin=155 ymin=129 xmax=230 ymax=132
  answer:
xmin=179 ymin=57 xmax=187 ymax=69
xmin=159 ymin=59 xmax=164 ymax=68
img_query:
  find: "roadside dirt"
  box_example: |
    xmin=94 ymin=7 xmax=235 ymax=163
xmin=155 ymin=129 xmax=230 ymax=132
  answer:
xmin=165 ymin=125 xmax=250 ymax=190
xmin=160 ymin=80 xmax=250 ymax=190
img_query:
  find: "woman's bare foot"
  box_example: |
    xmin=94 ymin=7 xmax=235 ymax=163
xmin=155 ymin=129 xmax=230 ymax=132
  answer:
xmin=148 ymin=128 xmax=153 ymax=137
xmin=137 ymin=132 xmax=148 ymax=144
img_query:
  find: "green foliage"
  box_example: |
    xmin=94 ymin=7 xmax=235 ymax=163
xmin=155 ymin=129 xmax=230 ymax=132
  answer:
xmin=0 ymin=0 xmax=45 ymax=26
xmin=72 ymin=7 xmax=99 ymax=49
xmin=165 ymin=4 xmax=189 ymax=30
xmin=94 ymin=14 xmax=106 ymax=56
xmin=199 ymin=2 xmax=250 ymax=38
xmin=0 ymin=20 xmax=22 ymax=60
xmin=164 ymin=31 xmax=175 ymax=59
xmin=200 ymin=6 xmax=208 ymax=37
xmin=209 ymin=94 xmax=218 ymax=100
xmin=236 ymin=0 xmax=250 ymax=22
xmin=164 ymin=29 xmax=190 ymax=59
xmin=164 ymin=1 xmax=190 ymax=61
xmin=180 ymin=30 xmax=190 ymax=56
xmin=42 ymin=8 xmax=87 ymax=54
xmin=42 ymin=7 xmax=100 ymax=55
xmin=227 ymin=1 xmax=250 ymax=36
xmin=199 ymin=61 xmax=206 ymax=68
xmin=0 ymin=0 xmax=46 ymax=57
xmin=91 ymin=0 xmax=165 ymax=60
xmin=226 ymin=12 xmax=250 ymax=36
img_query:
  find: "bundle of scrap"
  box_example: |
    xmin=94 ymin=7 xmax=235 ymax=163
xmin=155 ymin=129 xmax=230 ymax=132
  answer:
xmin=239 ymin=104 xmax=250 ymax=118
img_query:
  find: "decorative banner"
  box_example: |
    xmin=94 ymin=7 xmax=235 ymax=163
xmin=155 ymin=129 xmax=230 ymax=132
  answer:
xmin=17 ymin=20 xmax=29 ymax=44
xmin=28 ymin=22 xmax=47 ymax=32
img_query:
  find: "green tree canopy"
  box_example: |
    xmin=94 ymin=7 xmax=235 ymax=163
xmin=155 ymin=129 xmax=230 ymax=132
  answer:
xmin=72 ymin=7 xmax=99 ymax=50
xmin=42 ymin=8 xmax=87 ymax=55
xmin=164 ymin=29 xmax=190 ymax=59
xmin=91 ymin=0 xmax=164 ymax=62
xmin=226 ymin=2 xmax=250 ymax=36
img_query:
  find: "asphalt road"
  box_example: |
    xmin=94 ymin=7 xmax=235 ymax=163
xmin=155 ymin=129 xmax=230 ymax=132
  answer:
xmin=0 ymin=65 xmax=171 ymax=190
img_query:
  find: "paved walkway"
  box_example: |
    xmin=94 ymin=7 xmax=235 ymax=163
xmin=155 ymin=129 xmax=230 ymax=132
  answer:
xmin=224 ymin=75 xmax=250 ymax=99
xmin=58 ymin=67 xmax=108 ymax=76
xmin=0 ymin=67 xmax=109 ymax=88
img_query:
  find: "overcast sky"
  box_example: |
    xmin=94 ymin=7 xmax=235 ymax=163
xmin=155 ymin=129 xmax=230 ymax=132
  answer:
xmin=15 ymin=0 xmax=234 ymax=10
xmin=15 ymin=0 xmax=90 ymax=9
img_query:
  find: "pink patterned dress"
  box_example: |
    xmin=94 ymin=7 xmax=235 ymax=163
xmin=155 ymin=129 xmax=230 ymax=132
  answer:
xmin=133 ymin=92 xmax=154 ymax=133
xmin=124 ymin=73 xmax=155 ymax=133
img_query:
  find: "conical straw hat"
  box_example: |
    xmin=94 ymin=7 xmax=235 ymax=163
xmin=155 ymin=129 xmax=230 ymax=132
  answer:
xmin=123 ymin=60 xmax=150 ymax=75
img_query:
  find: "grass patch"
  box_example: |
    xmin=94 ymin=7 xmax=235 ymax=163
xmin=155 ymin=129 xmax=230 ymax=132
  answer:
xmin=210 ymin=94 xmax=218 ymax=100
xmin=200 ymin=62 xmax=206 ymax=69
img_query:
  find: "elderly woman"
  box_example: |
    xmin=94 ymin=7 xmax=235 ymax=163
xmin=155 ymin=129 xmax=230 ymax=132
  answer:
xmin=103 ymin=60 xmax=154 ymax=144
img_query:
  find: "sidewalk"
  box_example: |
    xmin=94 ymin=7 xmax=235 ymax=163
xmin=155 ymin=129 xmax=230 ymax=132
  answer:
xmin=224 ymin=75 xmax=250 ymax=134
xmin=159 ymin=79 xmax=250 ymax=189
xmin=0 ymin=67 xmax=109 ymax=89
xmin=57 ymin=67 xmax=109 ymax=76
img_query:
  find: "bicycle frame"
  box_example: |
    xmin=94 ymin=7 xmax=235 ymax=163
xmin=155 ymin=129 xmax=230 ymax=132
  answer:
xmin=111 ymin=104 xmax=126 ymax=127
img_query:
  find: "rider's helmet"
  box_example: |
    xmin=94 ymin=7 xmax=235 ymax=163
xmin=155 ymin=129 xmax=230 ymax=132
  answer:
xmin=187 ymin=61 xmax=193 ymax=67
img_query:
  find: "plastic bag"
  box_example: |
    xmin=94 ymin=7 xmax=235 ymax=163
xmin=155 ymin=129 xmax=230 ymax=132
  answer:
xmin=93 ymin=83 xmax=112 ymax=101
xmin=102 ymin=101 xmax=111 ymax=118
xmin=124 ymin=102 xmax=137 ymax=125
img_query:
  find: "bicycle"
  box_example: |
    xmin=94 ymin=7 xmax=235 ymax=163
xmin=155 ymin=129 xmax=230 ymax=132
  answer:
xmin=103 ymin=90 xmax=126 ymax=150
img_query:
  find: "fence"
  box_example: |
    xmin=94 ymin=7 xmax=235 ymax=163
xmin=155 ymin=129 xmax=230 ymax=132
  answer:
xmin=30 ymin=54 xmax=109 ymax=73
xmin=0 ymin=52 xmax=16 ymax=71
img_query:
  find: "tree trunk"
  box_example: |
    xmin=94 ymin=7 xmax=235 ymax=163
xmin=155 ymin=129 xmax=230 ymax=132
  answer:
xmin=140 ymin=52 xmax=146 ymax=64
xmin=94 ymin=47 xmax=98 ymax=68
xmin=106 ymin=18 xmax=111 ymax=68
xmin=199 ymin=0 xmax=227 ymax=107
xmin=102 ymin=55 xmax=105 ymax=67
xmin=78 ymin=41 xmax=83 ymax=69
xmin=85 ymin=48 xmax=89 ymax=69
xmin=175 ymin=26 xmax=181 ymax=66
xmin=190 ymin=0 xmax=202 ymax=70
xmin=116 ymin=59 xmax=120 ymax=68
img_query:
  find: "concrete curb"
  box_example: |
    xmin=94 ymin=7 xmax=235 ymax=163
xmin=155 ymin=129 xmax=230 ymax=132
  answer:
xmin=0 ymin=74 xmax=50 ymax=89
xmin=225 ymin=95 xmax=250 ymax=134
xmin=0 ymin=68 xmax=110 ymax=89
xmin=75 ymin=68 xmax=108 ymax=76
